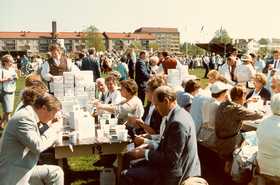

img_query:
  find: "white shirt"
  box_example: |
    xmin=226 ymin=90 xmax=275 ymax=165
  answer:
xmin=41 ymin=57 xmax=80 ymax=82
xmin=0 ymin=67 xmax=17 ymax=92
xmin=144 ymin=105 xmax=155 ymax=126
xmin=145 ymin=106 xmax=176 ymax=160
xmin=257 ymin=115 xmax=280 ymax=176
xmin=235 ymin=63 xmax=256 ymax=83
xmin=104 ymin=89 xmax=122 ymax=105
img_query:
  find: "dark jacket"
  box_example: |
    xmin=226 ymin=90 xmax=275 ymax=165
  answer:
xmin=246 ymin=87 xmax=271 ymax=103
xmin=148 ymin=107 xmax=201 ymax=185
xmin=136 ymin=103 xmax=162 ymax=135
xmin=128 ymin=58 xmax=135 ymax=79
xmin=81 ymin=56 xmax=101 ymax=81
xmin=135 ymin=59 xmax=150 ymax=88
xmin=215 ymin=100 xmax=263 ymax=159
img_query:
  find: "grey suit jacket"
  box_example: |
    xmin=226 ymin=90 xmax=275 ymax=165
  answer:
xmin=0 ymin=105 xmax=59 ymax=185
xmin=148 ymin=106 xmax=201 ymax=185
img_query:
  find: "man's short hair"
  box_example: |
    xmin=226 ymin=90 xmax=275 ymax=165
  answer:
xmin=88 ymin=48 xmax=96 ymax=55
xmin=230 ymin=84 xmax=246 ymax=102
xmin=273 ymin=49 xmax=280 ymax=54
xmin=154 ymin=85 xmax=176 ymax=102
xmin=49 ymin=43 xmax=61 ymax=52
xmin=161 ymin=51 xmax=169 ymax=57
xmin=96 ymin=78 xmax=105 ymax=85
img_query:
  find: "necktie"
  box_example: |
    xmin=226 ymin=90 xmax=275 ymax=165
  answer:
xmin=101 ymin=93 xmax=105 ymax=102
xmin=274 ymin=60 xmax=278 ymax=69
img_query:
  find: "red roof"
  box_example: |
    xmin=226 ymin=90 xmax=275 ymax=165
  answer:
xmin=134 ymin=27 xmax=178 ymax=33
xmin=0 ymin=32 xmax=100 ymax=39
xmin=103 ymin=32 xmax=155 ymax=40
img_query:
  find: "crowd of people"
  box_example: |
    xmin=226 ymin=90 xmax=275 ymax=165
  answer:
xmin=0 ymin=42 xmax=280 ymax=185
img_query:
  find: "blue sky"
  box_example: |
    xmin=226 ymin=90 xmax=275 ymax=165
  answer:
xmin=1 ymin=0 xmax=280 ymax=42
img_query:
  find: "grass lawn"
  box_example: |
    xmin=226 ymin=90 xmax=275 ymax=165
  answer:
xmin=0 ymin=67 xmax=208 ymax=185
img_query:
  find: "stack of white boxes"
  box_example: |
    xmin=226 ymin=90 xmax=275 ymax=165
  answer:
xmin=74 ymin=72 xmax=86 ymax=97
xmin=52 ymin=76 xmax=64 ymax=98
xmin=63 ymin=72 xmax=75 ymax=97
xmin=167 ymin=69 xmax=180 ymax=87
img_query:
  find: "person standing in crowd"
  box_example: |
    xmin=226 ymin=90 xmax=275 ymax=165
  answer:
xmin=0 ymin=55 xmax=18 ymax=128
xmin=135 ymin=51 xmax=150 ymax=104
xmin=263 ymin=49 xmax=280 ymax=73
xmin=235 ymin=54 xmax=256 ymax=84
xmin=121 ymin=86 xmax=201 ymax=185
xmin=117 ymin=55 xmax=129 ymax=81
xmin=0 ymin=94 xmax=64 ymax=185
xmin=160 ymin=51 xmax=177 ymax=74
xmin=219 ymin=54 xmax=237 ymax=85
xmin=81 ymin=48 xmax=101 ymax=81
xmin=254 ymin=54 xmax=266 ymax=73
xmin=202 ymin=55 xmax=210 ymax=78
xmin=127 ymin=49 xmax=136 ymax=79
xmin=41 ymin=43 xmax=79 ymax=84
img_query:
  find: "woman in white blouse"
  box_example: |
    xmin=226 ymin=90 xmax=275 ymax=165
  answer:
xmin=96 ymin=79 xmax=144 ymax=124
xmin=0 ymin=55 xmax=18 ymax=128
xmin=104 ymin=75 xmax=122 ymax=105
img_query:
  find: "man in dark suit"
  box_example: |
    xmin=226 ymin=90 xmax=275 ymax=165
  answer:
xmin=135 ymin=51 xmax=150 ymax=104
xmin=81 ymin=48 xmax=101 ymax=81
xmin=120 ymin=86 xmax=201 ymax=185
xmin=263 ymin=49 xmax=280 ymax=73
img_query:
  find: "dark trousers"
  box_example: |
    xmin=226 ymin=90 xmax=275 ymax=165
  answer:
xmin=120 ymin=166 xmax=159 ymax=185
xmin=120 ymin=166 xmax=180 ymax=185
xmin=138 ymin=88 xmax=145 ymax=105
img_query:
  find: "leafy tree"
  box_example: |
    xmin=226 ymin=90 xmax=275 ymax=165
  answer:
xmin=83 ymin=25 xmax=105 ymax=51
xmin=258 ymin=38 xmax=269 ymax=45
xmin=181 ymin=42 xmax=205 ymax=56
xmin=258 ymin=47 xmax=270 ymax=57
xmin=210 ymin=28 xmax=232 ymax=44
xmin=149 ymin=42 xmax=159 ymax=51
xmin=130 ymin=41 xmax=142 ymax=50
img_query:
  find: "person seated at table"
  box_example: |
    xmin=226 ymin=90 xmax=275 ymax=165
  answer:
xmin=257 ymin=94 xmax=280 ymax=183
xmin=96 ymin=79 xmax=144 ymax=124
xmin=215 ymin=84 xmax=263 ymax=180
xmin=0 ymin=94 xmax=64 ymax=185
xmin=121 ymin=86 xmax=201 ymax=185
xmin=203 ymin=70 xmax=228 ymax=96
xmin=95 ymin=77 xmax=108 ymax=102
xmin=15 ymin=80 xmax=49 ymax=112
xmin=127 ymin=75 xmax=165 ymax=137
xmin=103 ymin=75 xmax=122 ymax=105
xmin=198 ymin=81 xmax=229 ymax=149
xmin=24 ymin=73 xmax=43 ymax=87
xmin=246 ymin=72 xmax=271 ymax=104
xmin=177 ymin=79 xmax=200 ymax=112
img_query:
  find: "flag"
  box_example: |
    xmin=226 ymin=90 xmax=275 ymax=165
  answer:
xmin=200 ymin=25 xmax=204 ymax=32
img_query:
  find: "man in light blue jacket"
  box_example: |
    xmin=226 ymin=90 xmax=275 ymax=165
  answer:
xmin=0 ymin=94 xmax=64 ymax=185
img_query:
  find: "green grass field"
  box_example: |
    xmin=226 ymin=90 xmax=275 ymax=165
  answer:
xmin=0 ymin=68 xmax=208 ymax=185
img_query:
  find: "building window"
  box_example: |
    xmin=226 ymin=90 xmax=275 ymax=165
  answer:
xmin=3 ymin=40 xmax=16 ymax=50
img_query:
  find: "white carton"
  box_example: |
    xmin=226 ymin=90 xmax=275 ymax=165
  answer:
xmin=100 ymin=168 xmax=116 ymax=185
xmin=63 ymin=72 xmax=75 ymax=80
xmin=53 ymin=76 xmax=64 ymax=84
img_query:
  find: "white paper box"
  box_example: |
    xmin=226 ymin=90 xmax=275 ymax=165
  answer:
xmin=63 ymin=72 xmax=75 ymax=80
xmin=64 ymin=83 xmax=74 ymax=88
xmin=100 ymin=168 xmax=116 ymax=185
xmin=53 ymin=76 xmax=64 ymax=83
xmin=77 ymin=112 xmax=95 ymax=139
